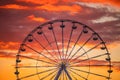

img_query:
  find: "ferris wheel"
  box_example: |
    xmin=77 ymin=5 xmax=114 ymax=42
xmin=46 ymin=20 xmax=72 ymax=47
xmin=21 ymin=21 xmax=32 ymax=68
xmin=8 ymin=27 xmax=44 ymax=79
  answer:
xmin=15 ymin=19 xmax=113 ymax=80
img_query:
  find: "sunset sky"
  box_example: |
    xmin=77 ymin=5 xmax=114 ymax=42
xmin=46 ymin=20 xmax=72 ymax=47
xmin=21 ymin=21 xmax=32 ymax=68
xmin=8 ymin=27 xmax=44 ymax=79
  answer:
xmin=0 ymin=0 xmax=120 ymax=80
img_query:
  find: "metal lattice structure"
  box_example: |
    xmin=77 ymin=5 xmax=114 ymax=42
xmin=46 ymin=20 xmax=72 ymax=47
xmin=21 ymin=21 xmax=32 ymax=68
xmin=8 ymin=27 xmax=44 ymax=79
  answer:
xmin=15 ymin=19 xmax=113 ymax=80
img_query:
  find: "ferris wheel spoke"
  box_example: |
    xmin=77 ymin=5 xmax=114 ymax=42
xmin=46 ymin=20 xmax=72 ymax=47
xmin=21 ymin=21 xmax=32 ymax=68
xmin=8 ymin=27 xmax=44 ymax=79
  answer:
xmin=70 ymin=67 xmax=110 ymax=79
xmin=32 ymin=36 xmax=58 ymax=63
xmin=69 ymin=34 xmax=93 ymax=62
xmin=69 ymin=69 xmax=87 ymax=80
xmin=17 ymin=66 xmax=57 ymax=68
xmin=59 ymin=75 xmax=61 ymax=80
xmin=42 ymin=32 xmax=59 ymax=61
xmin=70 ymin=65 xmax=111 ymax=67
xmin=72 ymin=53 xmax=108 ymax=64
xmin=65 ymin=72 xmax=67 ymax=80
xmin=49 ymin=71 xmax=58 ymax=80
xmin=67 ymin=31 xmax=83 ymax=62
xmin=49 ymin=23 xmax=62 ymax=61
xmin=61 ymin=21 xmax=65 ymax=59
xmin=70 ymin=42 xmax=102 ymax=63
xmin=24 ymin=44 xmax=57 ymax=64
xmin=39 ymin=69 xmax=57 ymax=80
xmin=18 ymin=55 xmax=56 ymax=65
xmin=20 ymin=68 xmax=57 ymax=79
xmin=62 ymin=71 xmax=65 ymax=80
xmin=63 ymin=70 xmax=69 ymax=80
xmin=65 ymin=28 xmax=73 ymax=60
xmin=68 ymin=70 xmax=78 ymax=80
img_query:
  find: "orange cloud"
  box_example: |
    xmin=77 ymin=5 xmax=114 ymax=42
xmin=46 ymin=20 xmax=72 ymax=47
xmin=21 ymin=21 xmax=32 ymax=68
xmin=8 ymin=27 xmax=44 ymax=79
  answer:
xmin=0 ymin=4 xmax=29 ymax=9
xmin=0 ymin=50 xmax=17 ymax=58
xmin=0 ymin=41 xmax=20 ymax=58
xmin=109 ymin=0 xmax=120 ymax=7
xmin=0 ymin=41 xmax=19 ymax=50
xmin=35 ymin=4 xmax=81 ymax=13
xmin=28 ymin=15 xmax=47 ymax=22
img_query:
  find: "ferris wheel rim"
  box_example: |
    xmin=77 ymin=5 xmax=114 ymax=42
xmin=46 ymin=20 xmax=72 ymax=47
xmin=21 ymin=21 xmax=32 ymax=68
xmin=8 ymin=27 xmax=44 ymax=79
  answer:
xmin=15 ymin=19 xmax=113 ymax=80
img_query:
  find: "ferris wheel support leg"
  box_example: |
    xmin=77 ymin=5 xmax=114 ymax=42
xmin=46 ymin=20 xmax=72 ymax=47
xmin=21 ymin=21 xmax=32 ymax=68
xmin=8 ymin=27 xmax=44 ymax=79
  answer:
xmin=54 ymin=67 xmax=63 ymax=80
xmin=64 ymin=68 xmax=72 ymax=80
xmin=54 ymin=63 xmax=72 ymax=80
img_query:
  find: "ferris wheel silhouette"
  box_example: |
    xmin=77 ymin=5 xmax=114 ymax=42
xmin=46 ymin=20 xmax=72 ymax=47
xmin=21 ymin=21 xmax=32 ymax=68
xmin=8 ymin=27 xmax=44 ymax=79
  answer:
xmin=15 ymin=19 xmax=113 ymax=80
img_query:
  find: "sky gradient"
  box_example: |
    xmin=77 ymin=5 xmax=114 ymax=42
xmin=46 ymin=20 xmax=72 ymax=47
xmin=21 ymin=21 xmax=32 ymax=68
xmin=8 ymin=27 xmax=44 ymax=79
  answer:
xmin=0 ymin=0 xmax=120 ymax=80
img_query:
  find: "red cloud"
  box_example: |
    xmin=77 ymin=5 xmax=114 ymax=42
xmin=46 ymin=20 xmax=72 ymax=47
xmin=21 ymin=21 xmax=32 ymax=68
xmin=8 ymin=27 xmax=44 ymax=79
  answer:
xmin=0 ymin=1 xmax=82 ymax=13
xmin=35 ymin=4 xmax=81 ymax=13
xmin=0 ymin=4 xmax=29 ymax=9
xmin=17 ymin=0 xmax=82 ymax=13
xmin=17 ymin=0 xmax=59 ymax=5
xmin=27 ymin=15 xmax=47 ymax=22
xmin=17 ymin=0 xmax=120 ymax=8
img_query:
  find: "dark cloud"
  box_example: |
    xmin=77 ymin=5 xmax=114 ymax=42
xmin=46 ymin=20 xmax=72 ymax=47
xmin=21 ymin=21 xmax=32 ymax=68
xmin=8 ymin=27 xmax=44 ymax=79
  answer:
xmin=0 ymin=0 xmax=16 ymax=6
